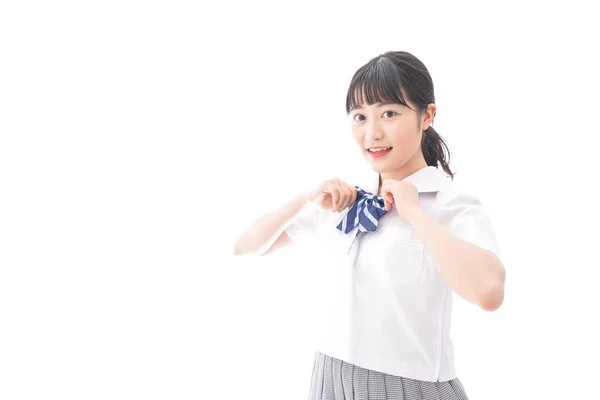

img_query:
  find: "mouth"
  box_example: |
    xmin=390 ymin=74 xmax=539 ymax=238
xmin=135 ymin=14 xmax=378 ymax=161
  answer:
xmin=367 ymin=147 xmax=393 ymax=158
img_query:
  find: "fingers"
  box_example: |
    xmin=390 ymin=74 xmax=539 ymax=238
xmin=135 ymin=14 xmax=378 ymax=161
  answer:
xmin=334 ymin=183 xmax=352 ymax=213
xmin=381 ymin=186 xmax=394 ymax=212
xmin=348 ymin=185 xmax=358 ymax=208
xmin=327 ymin=182 xmax=340 ymax=211
xmin=321 ymin=178 xmax=356 ymax=213
xmin=384 ymin=198 xmax=395 ymax=212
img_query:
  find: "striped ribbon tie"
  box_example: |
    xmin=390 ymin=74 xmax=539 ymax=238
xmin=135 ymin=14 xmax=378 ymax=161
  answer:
xmin=336 ymin=187 xmax=388 ymax=234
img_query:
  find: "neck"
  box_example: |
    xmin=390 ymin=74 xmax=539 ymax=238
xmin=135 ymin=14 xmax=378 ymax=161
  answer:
xmin=377 ymin=157 xmax=428 ymax=195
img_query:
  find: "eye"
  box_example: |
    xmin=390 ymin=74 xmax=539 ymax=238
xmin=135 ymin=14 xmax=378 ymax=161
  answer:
xmin=383 ymin=111 xmax=398 ymax=118
xmin=353 ymin=114 xmax=365 ymax=122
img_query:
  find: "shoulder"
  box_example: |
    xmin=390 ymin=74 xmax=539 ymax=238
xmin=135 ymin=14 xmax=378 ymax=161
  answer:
xmin=434 ymin=179 xmax=483 ymax=206
xmin=431 ymin=180 xmax=489 ymax=222
xmin=432 ymin=180 xmax=501 ymax=258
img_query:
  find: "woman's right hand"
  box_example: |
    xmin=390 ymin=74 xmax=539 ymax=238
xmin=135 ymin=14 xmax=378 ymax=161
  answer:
xmin=303 ymin=178 xmax=358 ymax=213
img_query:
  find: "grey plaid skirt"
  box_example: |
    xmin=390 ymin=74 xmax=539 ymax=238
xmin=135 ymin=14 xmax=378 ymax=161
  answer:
xmin=309 ymin=351 xmax=469 ymax=400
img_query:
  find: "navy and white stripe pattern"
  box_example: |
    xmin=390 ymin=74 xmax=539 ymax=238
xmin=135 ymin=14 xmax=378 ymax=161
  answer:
xmin=309 ymin=351 xmax=469 ymax=400
xmin=337 ymin=187 xmax=388 ymax=234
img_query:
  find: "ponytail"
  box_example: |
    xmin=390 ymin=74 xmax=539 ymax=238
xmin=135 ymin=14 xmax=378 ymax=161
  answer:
xmin=422 ymin=126 xmax=454 ymax=179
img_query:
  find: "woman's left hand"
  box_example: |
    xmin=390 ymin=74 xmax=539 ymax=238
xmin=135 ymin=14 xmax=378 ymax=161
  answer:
xmin=381 ymin=179 xmax=422 ymax=223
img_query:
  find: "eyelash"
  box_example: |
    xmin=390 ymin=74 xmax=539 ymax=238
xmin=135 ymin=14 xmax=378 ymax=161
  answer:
xmin=353 ymin=111 xmax=398 ymax=122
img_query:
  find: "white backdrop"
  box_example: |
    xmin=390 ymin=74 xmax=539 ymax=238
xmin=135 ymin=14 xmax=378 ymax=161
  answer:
xmin=1 ymin=1 xmax=599 ymax=399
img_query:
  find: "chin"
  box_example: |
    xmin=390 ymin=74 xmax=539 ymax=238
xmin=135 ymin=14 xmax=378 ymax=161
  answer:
xmin=366 ymin=162 xmax=390 ymax=175
xmin=364 ymin=155 xmax=397 ymax=172
xmin=369 ymin=164 xmax=386 ymax=173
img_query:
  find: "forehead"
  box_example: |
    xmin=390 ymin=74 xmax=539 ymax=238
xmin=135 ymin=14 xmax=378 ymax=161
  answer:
xmin=348 ymin=83 xmax=414 ymax=112
xmin=350 ymin=101 xmax=410 ymax=112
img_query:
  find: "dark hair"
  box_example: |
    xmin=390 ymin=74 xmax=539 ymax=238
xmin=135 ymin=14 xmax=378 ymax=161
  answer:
xmin=345 ymin=51 xmax=454 ymax=179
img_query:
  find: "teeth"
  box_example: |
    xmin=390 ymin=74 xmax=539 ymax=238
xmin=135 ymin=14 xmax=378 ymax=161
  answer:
xmin=369 ymin=147 xmax=391 ymax=152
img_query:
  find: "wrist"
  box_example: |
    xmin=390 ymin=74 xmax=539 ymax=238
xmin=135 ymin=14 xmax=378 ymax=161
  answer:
xmin=406 ymin=206 xmax=428 ymax=228
xmin=295 ymin=191 xmax=312 ymax=207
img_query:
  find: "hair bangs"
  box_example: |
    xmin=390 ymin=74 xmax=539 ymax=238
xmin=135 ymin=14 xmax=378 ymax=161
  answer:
xmin=345 ymin=57 xmax=410 ymax=114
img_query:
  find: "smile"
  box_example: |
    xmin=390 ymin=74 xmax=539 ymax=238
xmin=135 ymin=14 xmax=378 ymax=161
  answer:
xmin=367 ymin=147 xmax=392 ymax=158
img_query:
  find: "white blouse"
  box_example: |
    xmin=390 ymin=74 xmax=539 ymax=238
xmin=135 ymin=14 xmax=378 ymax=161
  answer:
xmin=284 ymin=166 xmax=501 ymax=382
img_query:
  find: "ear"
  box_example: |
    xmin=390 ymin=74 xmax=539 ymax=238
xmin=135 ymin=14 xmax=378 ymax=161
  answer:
xmin=422 ymin=103 xmax=437 ymax=130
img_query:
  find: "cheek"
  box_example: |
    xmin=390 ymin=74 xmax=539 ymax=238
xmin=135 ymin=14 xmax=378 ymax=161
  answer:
xmin=389 ymin=133 xmax=419 ymax=157
xmin=352 ymin=130 xmax=363 ymax=146
xmin=392 ymin=128 xmax=418 ymax=147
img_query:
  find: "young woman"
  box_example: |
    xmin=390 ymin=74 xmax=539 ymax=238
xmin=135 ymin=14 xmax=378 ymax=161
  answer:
xmin=233 ymin=51 xmax=505 ymax=400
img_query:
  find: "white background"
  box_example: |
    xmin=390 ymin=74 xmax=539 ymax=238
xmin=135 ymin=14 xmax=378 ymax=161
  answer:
xmin=1 ymin=1 xmax=599 ymax=399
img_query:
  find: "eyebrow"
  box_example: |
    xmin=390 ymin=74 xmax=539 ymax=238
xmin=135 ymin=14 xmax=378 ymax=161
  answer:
xmin=351 ymin=102 xmax=401 ymax=112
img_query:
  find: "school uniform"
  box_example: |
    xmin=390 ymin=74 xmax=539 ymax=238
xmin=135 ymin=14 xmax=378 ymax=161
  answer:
xmin=284 ymin=165 xmax=501 ymax=400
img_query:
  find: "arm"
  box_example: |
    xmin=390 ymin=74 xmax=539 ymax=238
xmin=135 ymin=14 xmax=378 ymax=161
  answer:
xmin=408 ymin=209 xmax=506 ymax=311
xmin=232 ymin=193 xmax=310 ymax=257
xmin=261 ymin=230 xmax=294 ymax=256
xmin=233 ymin=177 xmax=358 ymax=257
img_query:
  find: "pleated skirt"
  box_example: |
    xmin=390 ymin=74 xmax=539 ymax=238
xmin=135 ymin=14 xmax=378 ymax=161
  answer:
xmin=308 ymin=351 xmax=469 ymax=400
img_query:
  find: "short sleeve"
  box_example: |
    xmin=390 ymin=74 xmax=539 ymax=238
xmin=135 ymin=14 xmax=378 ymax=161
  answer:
xmin=284 ymin=203 xmax=323 ymax=246
xmin=435 ymin=188 xmax=501 ymax=258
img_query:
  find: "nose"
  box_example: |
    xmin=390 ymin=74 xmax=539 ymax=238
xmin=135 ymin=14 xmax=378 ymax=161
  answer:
xmin=365 ymin=119 xmax=383 ymax=141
